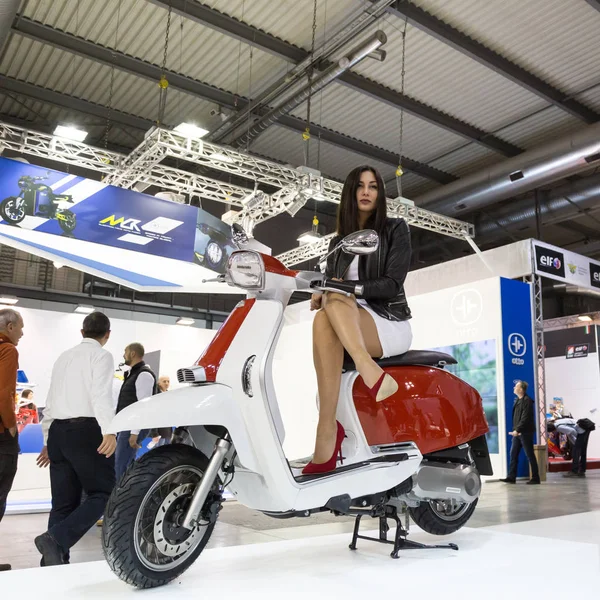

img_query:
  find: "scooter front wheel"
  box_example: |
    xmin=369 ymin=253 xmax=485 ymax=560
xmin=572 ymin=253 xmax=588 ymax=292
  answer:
xmin=102 ymin=445 xmax=219 ymax=589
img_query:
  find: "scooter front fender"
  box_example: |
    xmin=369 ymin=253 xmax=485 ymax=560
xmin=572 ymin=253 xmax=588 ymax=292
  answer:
xmin=107 ymin=384 xmax=259 ymax=472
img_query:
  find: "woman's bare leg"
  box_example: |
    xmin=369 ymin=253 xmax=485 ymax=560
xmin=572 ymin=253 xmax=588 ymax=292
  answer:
xmin=323 ymin=293 xmax=384 ymax=388
xmin=311 ymin=296 xmax=386 ymax=463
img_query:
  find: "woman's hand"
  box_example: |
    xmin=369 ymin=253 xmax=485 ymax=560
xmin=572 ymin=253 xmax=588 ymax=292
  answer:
xmin=310 ymin=293 xmax=322 ymax=311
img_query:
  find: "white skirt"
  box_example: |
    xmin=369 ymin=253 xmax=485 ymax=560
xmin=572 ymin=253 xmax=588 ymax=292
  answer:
xmin=358 ymin=300 xmax=412 ymax=359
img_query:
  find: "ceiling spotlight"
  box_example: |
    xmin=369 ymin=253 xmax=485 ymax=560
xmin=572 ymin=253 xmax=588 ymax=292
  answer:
xmin=578 ymin=315 xmax=593 ymax=322
xmin=74 ymin=305 xmax=95 ymax=314
xmin=242 ymin=191 xmax=267 ymax=211
xmin=54 ymin=125 xmax=88 ymax=142
xmin=0 ymin=296 xmax=18 ymax=305
xmin=176 ymin=317 xmax=195 ymax=326
xmin=286 ymin=192 xmax=308 ymax=217
xmin=209 ymin=152 xmax=235 ymax=164
xmin=174 ymin=122 xmax=209 ymax=139
xmin=297 ymin=231 xmax=322 ymax=245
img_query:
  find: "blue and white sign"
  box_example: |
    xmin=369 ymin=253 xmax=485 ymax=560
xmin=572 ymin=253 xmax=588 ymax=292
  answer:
xmin=500 ymin=278 xmax=537 ymax=477
xmin=0 ymin=157 xmax=242 ymax=293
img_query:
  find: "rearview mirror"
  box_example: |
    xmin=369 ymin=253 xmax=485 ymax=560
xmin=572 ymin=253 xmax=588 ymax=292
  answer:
xmin=341 ymin=229 xmax=379 ymax=255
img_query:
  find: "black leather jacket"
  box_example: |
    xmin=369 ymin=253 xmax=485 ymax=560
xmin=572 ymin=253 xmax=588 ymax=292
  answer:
xmin=325 ymin=217 xmax=412 ymax=321
xmin=512 ymin=394 xmax=536 ymax=434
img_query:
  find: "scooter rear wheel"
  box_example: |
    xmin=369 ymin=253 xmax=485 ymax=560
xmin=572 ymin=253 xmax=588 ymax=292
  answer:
xmin=102 ymin=445 xmax=219 ymax=589
xmin=0 ymin=197 xmax=26 ymax=225
xmin=409 ymin=498 xmax=478 ymax=535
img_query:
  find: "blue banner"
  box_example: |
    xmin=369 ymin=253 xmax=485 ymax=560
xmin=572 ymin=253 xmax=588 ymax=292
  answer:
xmin=0 ymin=157 xmax=234 ymax=269
xmin=500 ymin=278 xmax=537 ymax=478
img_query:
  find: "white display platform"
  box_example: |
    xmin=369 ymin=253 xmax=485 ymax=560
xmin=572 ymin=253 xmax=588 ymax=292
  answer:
xmin=2 ymin=525 xmax=599 ymax=597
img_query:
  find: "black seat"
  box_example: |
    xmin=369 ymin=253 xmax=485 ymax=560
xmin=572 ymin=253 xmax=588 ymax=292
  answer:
xmin=342 ymin=349 xmax=457 ymax=372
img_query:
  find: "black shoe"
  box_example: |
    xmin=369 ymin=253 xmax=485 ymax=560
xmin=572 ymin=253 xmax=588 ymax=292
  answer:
xmin=577 ymin=472 xmax=586 ymax=478
xmin=562 ymin=471 xmax=577 ymax=478
xmin=35 ymin=532 xmax=66 ymax=566
xmin=527 ymin=479 xmax=540 ymax=485
xmin=499 ymin=478 xmax=516 ymax=483
xmin=0 ymin=563 xmax=11 ymax=571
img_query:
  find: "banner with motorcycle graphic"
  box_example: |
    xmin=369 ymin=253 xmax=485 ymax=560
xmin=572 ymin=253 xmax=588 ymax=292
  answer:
xmin=0 ymin=157 xmax=239 ymax=292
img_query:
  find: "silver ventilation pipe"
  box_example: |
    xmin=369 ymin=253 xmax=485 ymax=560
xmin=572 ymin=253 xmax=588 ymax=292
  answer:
xmin=552 ymin=284 xmax=600 ymax=300
xmin=415 ymin=121 xmax=600 ymax=216
xmin=476 ymin=174 xmax=600 ymax=240
xmin=232 ymin=31 xmax=386 ymax=148
xmin=0 ymin=0 xmax=20 ymax=55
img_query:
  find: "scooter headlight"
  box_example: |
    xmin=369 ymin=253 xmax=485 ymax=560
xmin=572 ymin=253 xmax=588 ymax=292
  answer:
xmin=227 ymin=251 xmax=264 ymax=290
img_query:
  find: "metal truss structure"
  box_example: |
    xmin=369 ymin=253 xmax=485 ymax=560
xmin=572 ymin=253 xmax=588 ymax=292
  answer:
xmin=524 ymin=272 xmax=547 ymax=446
xmin=0 ymin=121 xmax=475 ymax=263
xmin=543 ymin=313 xmax=600 ymax=331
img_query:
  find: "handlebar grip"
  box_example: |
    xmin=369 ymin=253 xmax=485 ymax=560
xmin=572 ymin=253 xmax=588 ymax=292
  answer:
xmin=311 ymin=279 xmax=364 ymax=296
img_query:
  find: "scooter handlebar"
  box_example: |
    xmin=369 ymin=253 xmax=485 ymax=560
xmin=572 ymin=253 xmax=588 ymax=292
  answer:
xmin=310 ymin=278 xmax=363 ymax=296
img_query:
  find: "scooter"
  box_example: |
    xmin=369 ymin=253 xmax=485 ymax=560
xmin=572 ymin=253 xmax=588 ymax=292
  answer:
xmin=102 ymin=229 xmax=492 ymax=589
xmin=0 ymin=173 xmax=77 ymax=234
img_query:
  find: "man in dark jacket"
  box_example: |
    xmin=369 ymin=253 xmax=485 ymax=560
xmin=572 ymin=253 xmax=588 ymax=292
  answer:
xmin=501 ymin=381 xmax=540 ymax=485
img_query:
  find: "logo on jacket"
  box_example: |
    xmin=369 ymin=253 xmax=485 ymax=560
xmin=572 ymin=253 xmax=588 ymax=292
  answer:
xmin=508 ymin=333 xmax=526 ymax=366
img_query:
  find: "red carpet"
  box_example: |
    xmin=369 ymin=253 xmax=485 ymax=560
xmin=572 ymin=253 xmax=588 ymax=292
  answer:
xmin=548 ymin=457 xmax=600 ymax=472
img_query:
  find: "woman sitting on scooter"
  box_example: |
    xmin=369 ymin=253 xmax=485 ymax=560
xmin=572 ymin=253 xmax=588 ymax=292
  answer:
xmin=304 ymin=165 xmax=412 ymax=475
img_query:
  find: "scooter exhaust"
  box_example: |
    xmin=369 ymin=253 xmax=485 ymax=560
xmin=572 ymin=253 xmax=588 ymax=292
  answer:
xmin=410 ymin=461 xmax=481 ymax=505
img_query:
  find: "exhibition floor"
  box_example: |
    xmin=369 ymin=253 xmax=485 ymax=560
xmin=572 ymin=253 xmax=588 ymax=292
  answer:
xmin=1 ymin=474 xmax=599 ymax=594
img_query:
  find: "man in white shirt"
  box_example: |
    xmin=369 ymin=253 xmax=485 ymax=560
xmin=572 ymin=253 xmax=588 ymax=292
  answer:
xmin=34 ymin=312 xmax=116 ymax=566
xmin=114 ymin=342 xmax=157 ymax=480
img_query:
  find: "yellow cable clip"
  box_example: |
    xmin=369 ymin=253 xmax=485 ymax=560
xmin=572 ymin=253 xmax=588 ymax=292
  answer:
xmin=395 ymin=165 xmax=404 ymax=177
xmin=159 ymin=76 xmax=169 ymax=89
xmin=302 ymin=127 xmax=310 ymax=141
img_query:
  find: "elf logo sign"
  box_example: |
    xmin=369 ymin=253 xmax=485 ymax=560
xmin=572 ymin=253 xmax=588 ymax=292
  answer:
xmin=591 ymin=263 xmax=600 ymax=289
xmin=535 ymin=245 xmax=565 ymax=278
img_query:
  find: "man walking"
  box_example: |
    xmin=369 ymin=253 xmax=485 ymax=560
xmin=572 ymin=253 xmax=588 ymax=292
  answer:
xmin=0 ymin=308 xmax=24 ymax=572
xmin=114 ymin=343 xmax=157 ymax=480
xmin=35 ymin=312 xmax=116 ymax=566
xmin=501 ymin=380 xmax=540 ymax=485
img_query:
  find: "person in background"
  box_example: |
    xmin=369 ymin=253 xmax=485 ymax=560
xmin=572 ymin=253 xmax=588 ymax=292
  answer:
xmin=114 ymin=343 xmax=157 ymax=480
xmin=561 ymin=417 xmax=594 ymax=478
xmin=35 ymin=312 xmax=116 ymax=566
xmin=0 ymin=308 xmax=24 ymax=572
xmin=500 ymin=380 xmax=540 ymax=485
xmin=150 ymin=375 xmax=172 ymax=447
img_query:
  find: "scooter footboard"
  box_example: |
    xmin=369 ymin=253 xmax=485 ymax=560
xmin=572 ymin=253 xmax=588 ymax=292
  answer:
xmin=107 ymin=383 xmax=259 ymax=472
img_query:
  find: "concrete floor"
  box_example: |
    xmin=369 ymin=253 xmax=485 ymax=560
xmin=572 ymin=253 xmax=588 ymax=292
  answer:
xmin=1 ymin=472 xmax=598 ymax=571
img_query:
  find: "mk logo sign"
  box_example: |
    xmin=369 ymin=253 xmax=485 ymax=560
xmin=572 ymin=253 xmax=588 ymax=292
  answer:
xmin=99 ymin=215 xmax=142 ymax=232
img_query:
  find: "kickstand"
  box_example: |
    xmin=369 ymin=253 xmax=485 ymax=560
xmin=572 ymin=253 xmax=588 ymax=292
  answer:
xmin=348 ymin=506 xmax=458 ymax=559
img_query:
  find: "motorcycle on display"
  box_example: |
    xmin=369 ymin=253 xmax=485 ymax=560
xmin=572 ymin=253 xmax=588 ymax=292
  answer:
xmin=0 ymin=173 xmax=77 ymax=234
xmin=102 ymin=229 xmax=493 ymax=589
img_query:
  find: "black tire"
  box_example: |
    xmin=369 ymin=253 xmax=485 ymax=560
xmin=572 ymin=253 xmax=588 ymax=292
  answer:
xmin=57 ymin=211 xmax=76 ymax=234
xmin=102 ymin=445 xmax=218 ymax=589
xmin=409 ymin=498 xmax=478 ymax=535
xmin=0 ymin=197 xmax=26 ymax=225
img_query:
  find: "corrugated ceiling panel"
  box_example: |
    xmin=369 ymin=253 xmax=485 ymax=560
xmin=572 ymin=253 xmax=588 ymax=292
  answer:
xmin=289 ymin=82 xmax=466 ymax=164
xmin=577 ymin=85 xmax=600 ymax=113
xmin=22 ymin=0 xmax=290 ymax=98
xmin=250 ymin=124 xmax=397 ymax=185
xmin=398 ymin=173 xmax=440 ymax=199
xmin=428 ymin=143 xmax=500 ymax=177
xmin=414 ymin=0 xmax=600 ymax=97
xmin=200 ymin=0 xmax=365 ymax=51
xmin=1 ymin=33 xmax=220 ymax=131
xmin=352 ymin=17 xmax=547 ymax=134
xmin=495 ymin=106 xmax=584 ymax=150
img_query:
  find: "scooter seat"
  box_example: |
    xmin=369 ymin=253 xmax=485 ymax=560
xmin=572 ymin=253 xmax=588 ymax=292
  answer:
xmin=342 ymin=349 xmax=456 ymax=372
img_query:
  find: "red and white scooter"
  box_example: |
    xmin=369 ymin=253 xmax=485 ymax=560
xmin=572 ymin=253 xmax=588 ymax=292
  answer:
xmin=102 ymin=229 xmax=492 ymax=589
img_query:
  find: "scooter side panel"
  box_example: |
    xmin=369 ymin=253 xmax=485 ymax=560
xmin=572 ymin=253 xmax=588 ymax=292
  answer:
xmin=354 ymin=365 xmax=489 ymax=455
xmin=107 ymin=383 xmax=260 ymax=472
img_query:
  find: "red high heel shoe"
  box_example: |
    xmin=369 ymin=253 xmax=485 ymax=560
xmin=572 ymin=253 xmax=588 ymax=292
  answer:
xmin=302 ymin=421 xmax=346 ymax=475
xmin=365 ymin=371 xmax=398 ymax=403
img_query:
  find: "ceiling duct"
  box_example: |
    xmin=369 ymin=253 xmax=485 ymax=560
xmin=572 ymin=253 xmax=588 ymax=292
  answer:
xmin=551 ymin=284 xmax=600 ymax=300
xmin=415 ymin=121 xmax=600 ymax=216
xmin=476 ymin=174 xmax=600 ymax=240
xmin=0 ymin=0 xmax=19 ymax=55
xmin=232 ymin=31 xmax=386 ymax=148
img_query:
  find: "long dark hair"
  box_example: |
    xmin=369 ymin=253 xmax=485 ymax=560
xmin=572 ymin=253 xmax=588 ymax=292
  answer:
xmin=336 ymin=166 xmax=387 ymax=237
